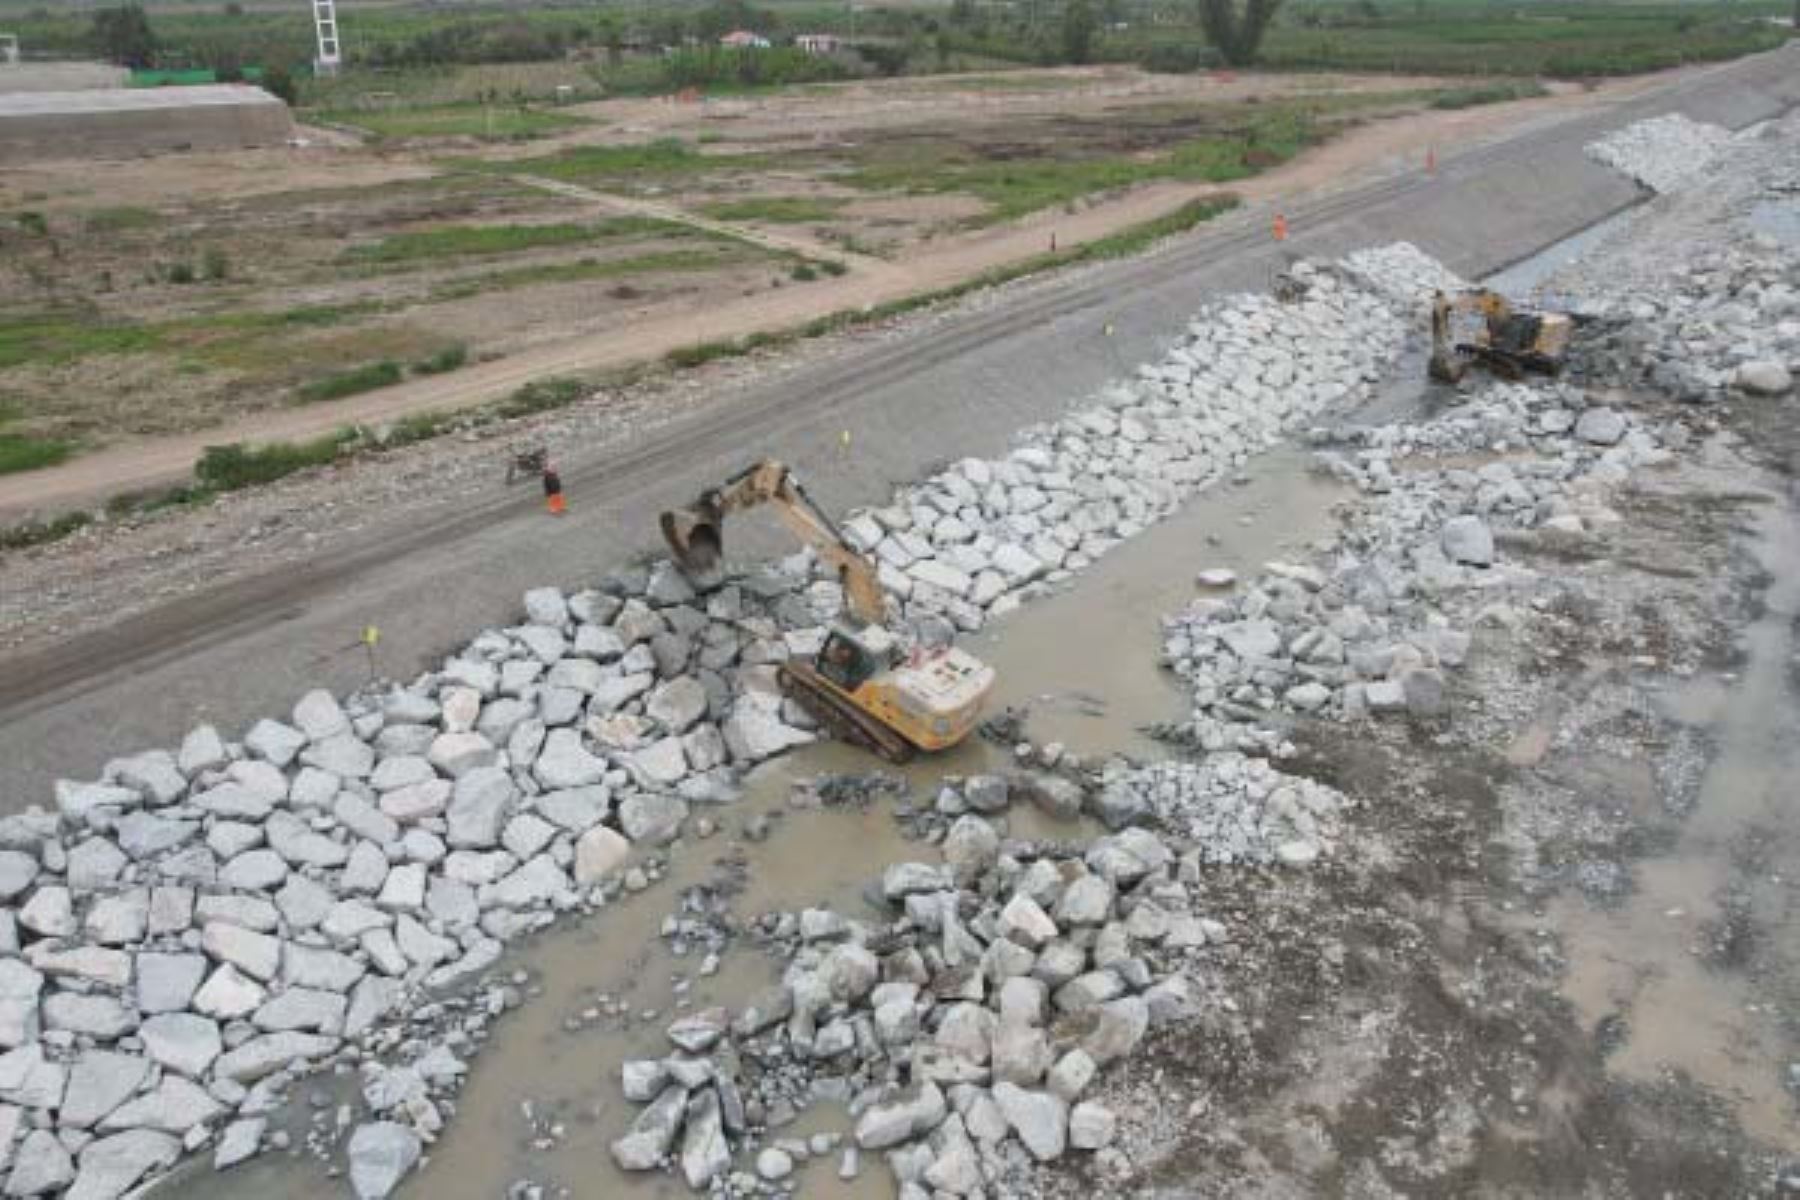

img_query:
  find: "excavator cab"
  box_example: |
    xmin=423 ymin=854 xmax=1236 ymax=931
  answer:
xmin=817 ymin=627 xmax=887 ymax=691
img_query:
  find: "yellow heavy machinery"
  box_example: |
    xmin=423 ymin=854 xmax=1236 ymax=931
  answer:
xmin=660 ymin=460 xmax=996 ymax=762
xmin=1429 ymin=289 xmax=1577 ymax=384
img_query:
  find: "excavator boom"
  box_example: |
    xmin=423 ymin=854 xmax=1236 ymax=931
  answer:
xmin=660 ymin=460 xmax=887 ymax=626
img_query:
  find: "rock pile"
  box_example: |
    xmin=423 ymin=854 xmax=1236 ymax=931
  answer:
xmin=1573 ymin=241 xmax=1798 ymax=403
xmin=610 ymin=809 xmax=1218 ymax=1194
xmin=0 ymin=566 xmax=840 ymax=1198
xmin=1586 ymin=113 xmax=1735 ymax=194
xmin=842 ymin=245 xmax=1466 ymax=640
xmin=1159 ymin=375 xmax=1681 ymax=739
xmin=2 ymin=242 xmax=1462 ymax=1199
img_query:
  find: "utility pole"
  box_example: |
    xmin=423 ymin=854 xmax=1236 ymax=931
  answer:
xmin=313 ymin=0 xmax=342 ymax=76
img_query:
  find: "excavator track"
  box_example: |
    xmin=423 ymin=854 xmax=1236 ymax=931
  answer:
xmin=778 ymin=663 xmax=916 ymax=765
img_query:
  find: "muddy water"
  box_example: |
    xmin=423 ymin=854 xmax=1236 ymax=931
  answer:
xmin=160 ymin=445 xmax=1349 ymax=1199
xmin=1536 ymin=495 xmax=1800 ymax=1148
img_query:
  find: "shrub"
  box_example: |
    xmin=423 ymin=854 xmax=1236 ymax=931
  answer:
xmin=0 ymin=511 xmax=92 ymax=551
xmin=194 ymin=433 xmax=350 ymax=491
xmin=412 ymin=343 xmax=468 ymax=375
xmin=296 ymin=360 xmax=403 ymax=403
xmin=790 ymin=263 xmax=818 ymax=282
xmin=167 ymin=261 xmax=196 ymax=285
xmin=0 ymin=433 xmax=74 ymax=475
xmin=202 ymin=247 xmax=230 ymax=280
xmin=496 ymin=376 xmax=584 ymax=417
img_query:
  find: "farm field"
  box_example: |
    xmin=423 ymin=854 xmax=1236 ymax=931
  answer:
xmin=0 ymin=64 xmax=1492 ymax=460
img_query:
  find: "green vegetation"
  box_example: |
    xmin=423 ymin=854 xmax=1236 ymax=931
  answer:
xmin=82 ymin=207 xmax=160 ymax=234
xmin=0 ymin=511 xmax=92 ymax=553
xmin=412 ymin=344 xmax=470 ymax=375
xmin=699 ymin=196 xmax=846 ymax=224
xmin=296 ymin=361 xmax=404 ymax=404
xmin=428 ymin=247 xmax=764 ymax=300
xmin=1197 ymin=0 xmax=1283 ymax=67
xmin=346 ymin=221 xmax=606 ymax=264
xmin=496 ymin=139 xmax=755 ymax=185
xmin=0 ymin=433 xmax=74 ymax=476
xmin=496 ymin=376 xmax=586 ymax=417
xmin=1429 ymin=81 xmax=1550 ymax=109
xmin=320 ymin=103 xmax=587 ymax=142
xmin=5 ymin=0 xmax=1789 ymax=100
xmin=0 ymin=312 xmax=163 ymax=370
xmin=195 ymin=433 xmax=354 ymax=491
xmin=840 ymin=107 xmax=1311 ymax=222
xmin=1252 ymin=2 xmax=1789 ymax=76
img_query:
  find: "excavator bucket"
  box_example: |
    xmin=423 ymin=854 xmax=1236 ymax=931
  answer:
xmin=660 ymin=502 xmax=726 ymax=587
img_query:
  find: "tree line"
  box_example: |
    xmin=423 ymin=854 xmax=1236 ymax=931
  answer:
xmin=79 ymin=0 xmax=1289 ymax=82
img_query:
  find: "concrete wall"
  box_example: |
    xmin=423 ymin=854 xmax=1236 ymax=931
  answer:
xmin=0 ymin=61 xmax=129 ymax=94
xmin=0 ymin=85 xmax=291 ymax=162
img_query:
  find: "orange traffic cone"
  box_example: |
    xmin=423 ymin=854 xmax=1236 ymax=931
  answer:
xmin=1272 ymin=213 xmax=1289 ymax=242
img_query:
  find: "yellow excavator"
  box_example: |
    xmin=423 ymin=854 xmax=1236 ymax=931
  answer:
xmin=1429 ymin=289 xmax=1577 ymax=384
xmin=660 ymin=460 xmax=996 ymax=762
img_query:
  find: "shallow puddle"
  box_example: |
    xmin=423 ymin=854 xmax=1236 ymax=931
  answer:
xmin=1534 ymin=493 xmax=1800 ymax=1148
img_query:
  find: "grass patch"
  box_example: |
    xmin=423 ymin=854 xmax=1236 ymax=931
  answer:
xmin=346 ymin=222 xmax=599 ymax=265
xmin=318 ymin=103 xmax=585 ymax=142
xmin=698 ymin=196 xmax=846 ymax=224
xmin=82 ymin=206 xmax=160 ymax=233
xmin=497 ymin=138 xmax=767 ymax=185
xmin=1429 ymin=81 xmax=1551 ymax=110
xmin=839 ymin=108 xmax=1313 ymax=223
xmin=1252 ymin=5 xmax=1787 ymax=77
xmin=0 ymin=312 xmax=165 ymax=370
xmin=412 ymin=344 xmax=469 ymax=375
xmin=496 ymin=376 xmax=585 ymax=418
xmin=0 ymin=432 xmax=74 ymax=475
xmin=195 ymin=433 xmax=354 ymax=491
xmin=0 ymin=511 xmax=91 ymax=552
xmin=427 ymin=246 xmax=764 ymax=301
xmin=296 ymin=361 xmax=404 ymax=404
xmin=342 ymin=216 xmax=685 ymax=266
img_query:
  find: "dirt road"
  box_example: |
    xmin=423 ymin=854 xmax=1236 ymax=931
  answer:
xmin=0 ymin=60 xmax=1761 ymax=524
xmin=1 ymin=48 xmax=1796 ymax=813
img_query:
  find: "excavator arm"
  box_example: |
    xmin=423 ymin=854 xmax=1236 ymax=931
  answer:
xmin=660 ymin=460 xmax=888 ymax=627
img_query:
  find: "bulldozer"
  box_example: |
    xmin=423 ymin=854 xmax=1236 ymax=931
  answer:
xmin=1429 ymin=289 xmax=1577 ymax=384
xmin=659 ymin=460 xmax=996 ymax=762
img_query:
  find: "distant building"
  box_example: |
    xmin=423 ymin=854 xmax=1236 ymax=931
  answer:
xmin=795 ymin=34 xmax=841 ymax=54
xmin=719 ymin=30 xmax=771 ymax=49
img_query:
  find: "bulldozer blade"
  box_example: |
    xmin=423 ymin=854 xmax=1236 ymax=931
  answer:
xmin=660 ymin=507 xmax=726 ymax=588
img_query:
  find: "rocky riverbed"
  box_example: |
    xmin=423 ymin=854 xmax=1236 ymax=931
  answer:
xmin=0 ymin=108 xmax=1797 ymax=1200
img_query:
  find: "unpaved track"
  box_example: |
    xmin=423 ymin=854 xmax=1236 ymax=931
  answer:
xmin=511 ymin=173 xmax=893 ymax=270
xmin=0 ymin=59 xmax=1771 ymax=523
xmin=1 ymin=48 xmax=1796 ymax=808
